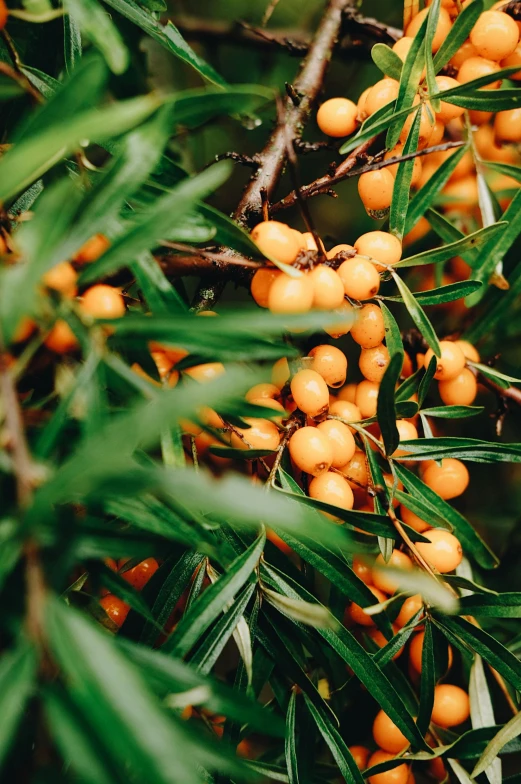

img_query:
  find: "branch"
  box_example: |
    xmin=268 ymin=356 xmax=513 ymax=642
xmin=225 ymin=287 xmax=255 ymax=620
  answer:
xmin=0 ymin=32 xmax=43 ymax=104
xmin=342 ymin=7 xmax=402 ymax=44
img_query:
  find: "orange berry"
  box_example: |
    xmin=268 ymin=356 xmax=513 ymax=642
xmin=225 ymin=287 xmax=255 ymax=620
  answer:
xmin=230 ymin=418 xmax=280 ymax=451
xmin=392 ymin=36 xmax=413 ymax=63
xmin=434 ymin=76 xmax=465 ymax=123
xmin=100 ymin=594 xmax=129 ymax=628
xmin=291 ymin=368 xmax=329 ymax=418
xmin=355 ymin=379 xmax=379 ymax=418
xmin=416 ymin=529 xmax=463 ymax=573
xmin=422 ymin=457 xmax=469 ymax=499
xmin=470 ymin=10 xmax=519 ymax=61
xmin=357 ymin=86 xmax=372 ymax=121
xmin=355 ymin=231 xmax=402 ymax=273
xmin=326 ymin=243 xmax=356 ymax=260
xmin=458 ymin=56 xmax=502 ymax=89
xmin=365 ymin=78 xmax=400 ymax=117
xmin=359 ymin=344 xmax=390 ymax=384
xmin=42 ymin=261 xmax=78 ymax=298
xmin=349 ymin=745 xmax=370 ymax=770
xmin=495 ymin=107 xmax=521 ymax=143
xmin=395 ymin=594 xmax=423 ymax=628
xmin=501 ymin=42 xmax=521 ymax=79
xmin=372 ymin=550 xmax=414 ymax=595
xmin=443 ymin=176 xmax=480 ymax=212
xmin=384 ymin=145 xmax=423 ymax=188
xmin=73 ymin=233 xmax=110 ymax=264
xmin=372 ymin=709 xmax=409 ymax=754
xmin=367 ymin=625 xmax=404 ymax=660
xmin=424 ymin=341 xmax=466 ymax=381
xmin=341 ymin=449 xmax=369 ymax=488
xmin=185 ymin=363 xmax=225 ymax=383
xmin=394 ymin=420 xmax=418 ymax=457
xmin=337 ymin=383 xmax=357 ymax=403
xmin=268 ymin=272 xmax=314 ymax=314
xmin=367 ymin=749 xmax=409 ymax=784
xmin=358 ymin=169 xmax=395 ymax=213
xmin=409 ymin=631 xmax=453 ymax=674
xmin=266 ymin=528 xmax=293 ymax=556
xmin=353 ymin=556 xmax=373 ymax=586
xmin=308 ymin=264 xmax=345 ymax=310
xmin=404 ymin=216 xmax=431 ymax=247
xmin=308 ymin=344 xmax=348 ymax=388
xmin=246 ymin=383 xmax=280 ymax=402
xmin=329 ymin=399 xmax=362 ymax=429
xmin=272 ymin=357 xmax=290 ymax=390
xmin=288 ymin=426 xmax=333 ymax=476
xmin=349 ymin=586 xmax=387 ymax=627
xmin=249 ymin=397 xmax=285 ymax=424
xmin=317 ymin=419 xmax=356 ymax=468
xmin=324 ymin=301 xmax=356 ymax=338
xmin=475 ymin=124 xmax=515 ymax=163
xmin=450 ymin=40 xmax=478 ymax=70
xmin=454 ymin=339 xmax=479 ymax=363
xmin=251 ymin=267 xmax=281 ymax=308
xmin=44 ymin=320 xmax=79 ymax=353
xmin=406 ymin=7 xmax=452 ymax=52
xmin=400 ymin=100 xmax=436 ymax=149
xmin=122 ymin=557 xmax=159 ymax=591
xmin=431 ymin=684 xmax=470 ymax=728
xmin=251 ymin=220 xmax=301 ymax=264
xmin=438 ymin=367 xmax=477 ymax=406
xmin=338 ymin=256 xmax=380 ymax=301
xmin=317 ymin=97 xmax=358 ymax=137
xmin=309 ymin=471 xmax=354 ymax=513
xmin=399 ymin=504 xmax=430 ymax=534
xmin=80 ymin=284 xmax=125 ymax=319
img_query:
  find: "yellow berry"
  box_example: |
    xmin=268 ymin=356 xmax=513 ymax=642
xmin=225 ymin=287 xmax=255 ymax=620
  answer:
xmin=185 ymin=363 xmax=225 ymax=383
xmin=365 ymin=78 xmax=400 ymax=117
xmin=341 ymin=449 xmax=368 ymax=488
xmin=251 ymin=267 xmax=281 ymax=308
xmin=338 ymin=257 xmax=380 ymax=301
xmin=424 ymin=341 xmax=466 ymax=381
xmin=349 ymin=745 xmax=370 ymax=770
xmin=317 ymin=97 xmax=358 ymax=137
xmin=359 ymin=344 xmax=390 ymax=384
xmin=42 ymin=261 xmax=78 ymax=298
xmin=289 ymin=426 xmax=333 ymax=476
xmin=309 ymin=471 xmax=354 ymax=512
xmin=326 ymin=243 xmax=356 ymax=260
xmin=470 ymin=10 xmax=519 ymax=62
xmin=324 ymin=301 xmax=356 ymax=338
xmin=399 ymin=504 xmax=430 ymax=534
xmin=406 ymin=7 xmax=452 ymax=52
xmin=308 ymin=344 xmax=348 ymax=388
xmin=495 ymin=107 xmax=521 ymax=143
xmin=73 ymin=233 xmax=110 ymax=264
xmin=434 ymin=76 xmax=465 ymax=123
xmin=372 ymin=709 xmax=409 ymax=754
xmin=384 ymin=145 xmax=423 ymax=188
xmin=268 ymin=273 xmax=314 ymax=314
xmin=251 ymin=220 xmax=301 ymax=264
xmin=80 ymin=284 xmax=125 ymax=319
xmin=501 ymin=42 xmax=521 ymax=80
xmin=422 ymin=458 xmax=469 ymax=499
xmin=349 ymin=586 xmax=387 ymax=627
xmin=358 ymin=169 xmax=395 ymax=213
xmin=439 ymin=368 xmax=478 ymax=406
xmin=355 ymin=380 xmax=379 ymax=418
xmin=246 ymin=383 xmax=280 ymax=402
xmin=317 ymin=419 xmax=356 ymax=468
xmin=350 ymin=304 xmax=386 ymax=349
xmin=353 ymin=556 xmax=373 ymax=586
xmin=400 ymin=100 xmax=436 ymax=149
xmin=394 ymin=420 xmax=418 ymax=457
xmin=416 ymin=529 xmax=463 ymax=573
xmin=272 ymin=357 xmax=290 ymax=390
xmin=44 ymin=320 xmax=79 ymax=353
xmin=230 ymin=418 xmax=280 ymax=451
xmin=291 ymin=368 xmax=329 ymax=418
xmin=337 ymin=383 xmax=357 ymax=403
xmin=355 ymin=231 xmax=402 ymax=273
xmin=308 ymin=264 xmax=345 ymax=310
xmin=367 ymin=625 xmax=404 ymax=660
xmin=458 ymin=56 xmax=502 ymax=89
xmin=454 ymin=339 xmax=479 ymax=363
xmin=329 ymin=399 xmax=362 ymax=428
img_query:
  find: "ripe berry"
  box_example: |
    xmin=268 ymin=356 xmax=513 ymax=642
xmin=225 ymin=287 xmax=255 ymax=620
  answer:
xmin=501 ymin=42 xmax=521 ymax=79
xmin=367 ymin=749 xmax=410 ymax=784
xmin=185 ymin=363 xmax=225 ymax=383
xmin=365 ymin=78 xmax=400 ymax=117
xmin=392 ymin=36 xmax=413 ymax=63
xmin=122 ymin=557 xmax=159 ymax=590
xmin=384 ymin=145 xmax=423 ymax=188
xmin=317 ymin=419 xmax=356 ymax=468
xmin=73 ymin=233 xmax=110 ymax=264
xmin=450 ymin=40 xmax=478 ymax=70
xmin=355 ymin=231 xmax=402 ymax=273
xmin=409 ymin=631 xmax=453 ymax=674
xmin=291 ymin=368 xmax=329 ymax=418
xmin=359 ymin=344 xmax=390 ymax=384
xmin=230 ymin=418 xmax=280 ymax=451
xmin=349 ymin=586 xmax=387 ymax=626
xmin=495 ymin=107 xmax=521 ymax=142
xmin=357 ymin=86 xmax=372 ymax=122
xmin=329 ymin=399 xmax=362 ymax=428
xmin=42 ymin=261 xmax=78 ymax=298
xmin=372 ymin=710 xmax=409 ymax=754
xmin=350 ymin=304 xmax=386 ymax=349
xmin=422 ymin=458 xmax=469 ymax=499
xmin=443 ymin=176 xmax=479 ymax=213
xmin=367 ymin=625 xmax=404 ymax=660
xmin=355 ymin=380 xmax=379 ymax=418
xmin=406 ymin=7 xmax=452 ymax=51
xmin=317 ymin=97 xmax=358 ymax=137
xmin=324 ymin=301 xmax=356 ymax=338
xmin=431 ymin=684 xmax=470 ymax=728
xmin=246 ymin=383 xmax=280 ymax=401
xmin=338 ymin=256 xmax=380 ymax=301
xmin=272 ymin=357 xmax=290 ymax=390
xmin=80 ymin=284 xmax=125 ymax=319
xmin=372 ymin=550 xmax=413 ymax=595
xmin=394 ymin=420 xmax=418 ymax=458
xmin=434 ymin=76 xmax=465 ymax=123
xmin=400 ymin=100 xmax=436 ymax=149
xmin=268 ymin=272 xmax=314 ymax=314
xmin=439 ymin=368 xmax=478 ymax=406
xmin=289 ymin=426 xmax=333 ymax=476
xmin=424 ymin=341 xmax=466 ymax=381
xmin=44 ymin=320 xmax=79 ymax=353
xmin=251 ymin=220 xmax=301 ymax=264
xmin=341 ymin=449 xmax=369 ymax=488
xmin=457 ymin=56 xmax=502 ymax=89
xmin=309 ymin=471 xmax=354 ymax=512
xmin=308 ymin=264 xmax=345 ymax=310
xmin=326 ymin=243 xmax=356 ymax=260
xmin=308 ymin=344 xmax=348 ymax=388
xmin=395 ymin=594 xmax=423 ymax=628
xmin=416 ymin=529 xmax=463 ymax=573
xmin=353 ymin=555 xmax=373 ymax=585
xmin=337 ymin=383 xmax=357 ymax=403
xmin=251 ymin=267 xmax=281 ymax=308
xmin=470 ymin=10 xmax=519 ymax=61
xmin=455 ymin=339 xmax=479 ymax=363
xmin=349 ymin=745 xmax=370 ymax=770
xmin=399 ymin=504 xmax=430 ymax=533
xmin=249 ymin=397 xmax=285 ymax=424
xmin=358 ymin=169 xmax=395 ymax=214
xmin=100 ymin=594 xmax=129 ymax=628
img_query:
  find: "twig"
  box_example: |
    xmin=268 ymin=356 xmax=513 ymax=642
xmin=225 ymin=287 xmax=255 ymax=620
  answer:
xmin=158 ymin=242 xmax=262 ymax=269
xmin=342 ymin=7 xmax=402 ymax=44
xmin=477 ymin=373 xmax=521 ymax=406
xmin=0 ymin=33 xmax=43 ymax=104
xmin=268 ymin=415 xmax=302 ymax=488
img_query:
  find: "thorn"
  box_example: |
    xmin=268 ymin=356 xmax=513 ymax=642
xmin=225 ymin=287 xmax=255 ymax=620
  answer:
xmin=285 ymin=82 xmax=301 ymax=106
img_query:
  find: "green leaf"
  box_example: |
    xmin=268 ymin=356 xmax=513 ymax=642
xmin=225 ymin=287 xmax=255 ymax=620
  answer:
xmin=374 ymin=568 xmax=459 ymax=614
xmin=197 ymin=203 xmax=259 ymax=257
xmin=131 ymin=251 xmax=187 ymax=314
xmin=303 ymin=695 xmax=365 ymax=784
xmin=339 ymin=103 xmax=417 ymax=155
xmin=379 ymin=302 xmax=404 ymax=360
xmin=64 ymin=0 xmax=129 ymax=74
xmin=63 ymin=10 xmax=82 ymax=73
xmin=165 ymin=85 xmax=273 ymax=130
xmin=384 ymin=279 xmax=482 ymax=305
xmin=459 ymin=593 xmax=521 ymax=618
xmin=394 ymin=437 xmax=521 ymax=462
xmin=472 ymin=711 xmax=521 ymax=779
xmin=95 ymin=564 xmax=162 ymax=629
xmin=417 ymin=620 xmax=435 ymax=735
xmin=432 ymin=0 xmax=483 ymax=72
xmin=389 ymin=106 xmax=422 ymax=240
xmin=420 ymin=405 xmax=484 ymax=419
xmin=395 ymin=223 xmax=505 ymax=268
xmin=481 ymin=160 xmax=521 ymax=183
xmin=392 ymin=273 xmax=440 ymax=356
xmin=0 ymin=640 xmax=36 ymax=768
xmin=418 ymin=355 xmax=437 ymax=407
xmin=371 ymin=43 xmax=403 ymax=80
xmin=285 ymin=691 xmax=302 ymax=784
xmin=424 ymin=0 xmax=441 ymax=112
xmin=378 ymin=353 xmax=402 ymax=457
xmin=469 ymin=362 xmax=521 ymax=386
xmin=263 ymin=587 xmax=338 ymax=630
xmin=442 ymin=89 xmax=521 ymax=112
xmin=469 ymin=656 xmax=502 ymax=784
xmin=434 ymin=65 xmax=521 ymax=100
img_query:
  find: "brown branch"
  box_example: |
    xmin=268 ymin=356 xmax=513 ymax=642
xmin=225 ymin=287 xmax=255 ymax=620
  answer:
xmin=342 ymin=7 xmax=402 ymax=44
xmin=478 ymin=373 xmax=521 ymax=406
xmin=0 ymin=36 xmax=43 ymax=104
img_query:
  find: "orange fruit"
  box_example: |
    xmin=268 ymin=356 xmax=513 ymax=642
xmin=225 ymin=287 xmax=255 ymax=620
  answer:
xmin=42 ymin=261 xmax=78 ymax=298
xmin=395 ymin=594 xmax=423 ymax=628
xmin=372 ymin=550 xmax=414 ymax=595
xmin=251 ymin=221 xmax=301 ymax=264
xmin=349 ymin=586 xmax=387 ymax=627
xmin=406 ymin=7 xmax=452 ymax=52
xmin=431 ymin=684 xmax=470 ymax=727
xmin=355 ymin=380 xmax=379 ymax=418
xmin=268 ymin=273 xmax=314 ymax=314
xmin=122 ymin=557 xmax=159 ymax=590
xmin=359 ymin=344 xmax=390 ymax=384
xmin=372 ymin=709 xmax=409 ymax=753
xmin=354 ymin=231 xmax=402 ymax=273
xmin=251 ymin=267 xmax=282 ymax=308
xmin=100 ymin=594 xmax=129 ymax=628
xmin=291 ymin=368 xmax=329 ymax=418
xmin=80 ymin=284 xmax=125 ymax=319
xmin=230 ymin=418 xmax=280 ymax=451
xmin=309 ymin=471 xmax=354 ymax=512
xmin=367 ymin=749 xmax=409 ymax=784
xmin=358 ymin=169 xmax=395 ymax=213
xmin=422 ymin=458 xmax=469 ymax=499
xmin=317 ymin=97 xmax=358 ymax=137
xmin=308 ymin=264 xmax=345 ymax=310
xmin=470 ymin=10 xmax=519 ymax=62
xmin=73 ymin=233 xmax=110 ymax=264
xmin=338 ymin=257 xmax=381 ymax=301
xmin=415 ymin=529 xmax=463 ymax=573
xmin=289 ymin=426 xmax=333 ymax=476
xmin=424 ymin=341 xmax=466 ymax=381
xmin=308 ymin=344 xmax=348 ymax=388
xmin=438 ymin=368 xmax=478 ymax=406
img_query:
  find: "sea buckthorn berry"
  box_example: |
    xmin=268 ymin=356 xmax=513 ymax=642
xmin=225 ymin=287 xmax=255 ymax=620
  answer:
xmin=185 ymin=363 xmax=225 ymax=383
xmin=365 ymin=78 xmax=400 ymax=117
xmin=470 ymin=10 xmax=519 ymax=62
xmin=355 ymin=231 xmax=402 ymax=273
xmin=384 ymin=145 xmax=423 ymax=188
xmin=317 ymin=97 xmax=358 ymax=137
xmin=338 ymin=256 xmax=380 ymax=301
xmin=367 ymin=749 xmax=410 ymax=784
xmin=450 ymin=40 xmax=478 ymax=70
xmin=251 ymin=220 xmax=301 ymax=264
xmin=122 ymin=558 xmax=159 ymax=590
xmin=100 ymin=594 xmax=129 ymax=628
xmin=475 ymin=124 xmax=516 ymax=163
xmin=353 ymin=556 xmax=373 ymax=585
xmin=396 ymin=594 xmax=423 ymax=628
xmin=422 ymin=457 xmax=469 ymax=499
xmin=372 ymin=550 xmax=414 ymax=595
xmin=80 ymin=284 xmax=125 ymax=319
xmin=73 ymin=233 xmax=110 ymax=264
xmin=443 ymin=176 xmax=479 ymax=212
xmin=289 ymin=426 xmax=333 ymax=476
xmin=348 ymin=587 xmax=387 ymax=627
xmin=455 ymin=340 xmax=479 ymax=363
xmin=302 ymin=232 xmax=325 ymax=253
xmin=434 ymin=76 xmax=465 ymax=123
xmin=341 ymin=449 xmax=369 ymax=488
xmin=424 ymin=341 xmax=466 ymax=381
xmin=337 ymin=383 xmax=357 ymax=403
xmin=431 ymin=684 xmax=470 ymax=728
xmin=350 ymin=304 xmax=386 ymax=349
xmin=416 ymin=529 xmax=463 ymax=573
xmin=246 ymin=383 xmax=280 ymax=402
xmin=324 ymin=301 xmax=356 ymax=338
xmin=502 ymin=42 xmax=521 ymax=79
xmin=439 ymin=368 xmax=478 ymax=406
xmin=249 ymin=397 xmax=285 ymax=424
xmin=367 ymin=625 xmax=404 ymax=660
xmin=349 ymin=746 xmax=370 ymax=770
xmin=409 ymin=630 xmax=453 ymax=674
xmin=357 ymin=86 xmax=372 ymax=121
xmin=372 ymin=709 xmax=409 ymax=754
xmin=268 ymin=272 xmax=314 ymax=314
xmin=272 ymin=357 xmax=290 ymax=390
xmin=399 ymin=504 xmax=430 ymax=533
xmin=394 ymin=420 xmax=418 ymax=457
xmin=308 ymin=264 xmax=346 ymax=310
xmin=266 ymin=528 xmax=292 ymax=556
xmin=308 ymin=344 xmax=348 ymax=388
xmin=400 ymin=100 xmax=436 ymax=149
xmin=251 ymin=267 xmax=281 ymax=308
xmin=406 ymin=7 xmax=452 ymax=52
xmin=457 ymin=56 xmax=502 ymax=89
xmin=44 ymin=320 xmax=79 ymax=353
xmin=42 ymin=261 xmax=78 ymax=298
xmin=317 ymin=419 xmax=356 ymax=468
xmin=309 ymin=471 xmax=354 ymax=513
xmin=359 ymin=344 xmax=390 ymax=384
xmin=355 ymin=379 xmax=379 ymax=418
xmin=358 ymin=169 xmax=395 ymax=214
xmin=392 ymin=36 xmax=413 ymax=63
xmin=326 ymin=243 xmax=356 ymax=260
xmin=230 ymin=418 xmax=280 ymax=451
xmin=291 ymin=369 xmax=329 ymax=418
xmin=329 ymin=399 xmax=362 ymax=429
xmin=151 ymin=350 xmax=178 ymax=383
xmin=495 ymin=107 xmax=521 ymax=143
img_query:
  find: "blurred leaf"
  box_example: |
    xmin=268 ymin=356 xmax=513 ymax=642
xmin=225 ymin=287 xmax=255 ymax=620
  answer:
xmin=377 ymin=353 xmax=402 ymax=457
xmin=473 ymin=712 xmax=521 ymax=779
xmin=394 ymin=437 xmax=521 ymax=462
xmin=131 ymin=251 xmax=187 ymax=314
xmin=0 ymin=640 xmax=36 ymax=769
xmin=197 ymin=203 xmax=259 ymax=256
xmin=371 ymin=44 xmax=403 ymax=80
xmin=166 ymin=85 xmax=273 ymax=129
xmin=95 ymin=564 xmax=162 ymax=629
xmin=303 ymin=695 xmax=365 ymax=784
xmin=470 ymin=655 xmax=502 ymax=784
xmin=432 ymin=0 xmax=483 ymax=72
xmin=64 ymin=0 xmax=129 ymax=74
xmin=375 ymin=568 xmax=458 ymax=614
xmin=392 ymin=273 xmax=440 ymax=356
xmin=469 ymin=362 xmax=521 ymax=387
xmin=459 ymin=593 xmax=521 ymax=618
xmin=285 ymin=690 xmax=302 ymax=784
xmin=384 ymin=279 xmax=482 ymax=305
xmin=263 ymin=587 xmax=338 ymax=630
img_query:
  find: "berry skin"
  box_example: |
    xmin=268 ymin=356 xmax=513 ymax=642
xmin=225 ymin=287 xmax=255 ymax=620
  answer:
xmin=434 ymin=76 xmax=465 ymax=123
xmin=501 ymin=42 xmax=521 ymax=79
xmin=475 ymin=124 xmax=515 ymax=163
xmin=317 ymin=97 xmax=358 ymax=137
xmin=230 ymin=418 xmax=280 ymax=451
xmin=424 ymin=341 xmax=466 ymax=381
xmin=372 ymin=550 xmax=414 ymax=595
xmin=317 ymin=419 xmax=356 ymax=468
xmin=338 ymin=257 xmax=380 ymax=301
xmin=249 ymin=397 xmax=285 ymax=425
xmin=355 ymin=380 xmax=379 ymax=419
xmin=337 ymin=383 xmax=357 ymax=403
xmin=495 ymin=107 xmax=521 ymax=143
xmin=394 ymin=420 xmax=418 ymax=457
xmin=365 ymin=78 xmax=400 ymax=117
xmin=455 ymin=339 xmax=479 ymax=363
xmin=251 ymin=267 xmax=281 ymax=308
xmin=349 ymin=586 xmax=387 ymax=627
xmin=392 ymin=36 xmax=413 ymax=63
xmin=431 ymin=684 xmax=470 ymax=728
xmin=439 ymin=368 xmax=478 ymax=406
xmin=268 ymin=273 xmax=314 ymax=314
xmin=470 ymin=10 xmax=519 ymax=62
xmin=246 ymin=383 xmax=280 ymax=402
xmin=80 ymin=285 xmax=125 ymax=319
xmin=359 ymin=344 xmax=390 ymax=384
xmin=324 ymin=301 xmax=356 ymax=338
xmin=409 ymin=631 xmax=453 ymax=674
xmin=350 ymin=304 xmax=386 ymax=349
xmin=308 ymin=264 xmax=346 ymax=310
xmin=185 ymin=363 xmax=225 ymax=383
xmin=100 ymin=594 xmax=129 ymax=628
xmin=353 ymin=556 xmax=373 ymax=585
xmin=341 ymin=449 xmax=369 ymax=488
xmin=407 ymin=7 xmax=452 ymax=52
xmin=309 ymin=471 xmax=354 ymax=512
xmin=272 ymin=357 xmax=290 ymax=390
xmin=348 ymin=746 xmax=370 ymax=770
xmin=457 ymin=56 xmax=502 ymax=89
xmin=329 ymin=399 xmax=362 ymax=429
xmin=355 ymin=231 xmax=402 ymax=273
xmin=399 ymin=504 xmax=430 ymax=533
xmin=42 ymin=261 xmax=78 ymax=298
xmin=395 ymin=594 xmax=423 ymax=628
xmin=358 ymin=169 xmax=395 ymax=214
xmin=384 ymin=145 xmax=423 ymax=188
xmin=291 ymin=368 xmax=329 ymax=418
xmin=289 ymin=426 xmax=333 ymax=476
xmin=367 ymin=625 xmax=404 ymax=660
xmin=251 ymin=220 xmax=301 ymax=264
xmin=422 ymin=458 xmax=469 ymax=499
xmin=44 ymin=320 xmax=79 ymax=353
xmin=122 ymin=558 xmax=159 ymax=591
xmin=450 ymin=40 xmax=478 ymax=70
xmin=73 ymin=233 xmax=110 ymax=264
xmin=372 ymin=709 xmax=409 ymax=754
xmin=308 ymin=344 xmax=348 ymax=388
xmin=367 ymin=749 xmax=410 ymax=784
xmin=416 ymin=529 xmax=463 ymax=573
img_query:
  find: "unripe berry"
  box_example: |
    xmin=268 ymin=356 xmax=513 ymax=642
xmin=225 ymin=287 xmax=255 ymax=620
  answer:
xmin=355 ymin=231 xmax=402 ymax=273
xmin=341 ymin=449 xmax=368 ymax=488
xmin=272 ymin=357 xmax=290 ymax=390
xmin=395 ymin=594 xmax=423 ymax=628
xmin=185 ymin=363 xmax=225 ymax=383
xmin=324 ymin=301 xmax=356 ymax=338
xmin=455 ymin=339 xmax=479 ymax=363
xmin=431 ymin=684 xmax=470 ymax=728
xmin=495 ymin=107 xmax=521 ymax=143
xmin=308 ymin=264 xmax=345 ymax=310
xmin=399 ymin=504 xmax=430 ymax=533
xmin=424 ymin=341 xmax=466 ymax=381
xmin=251 ymin=267 xmax=281 ymax=308
xmin=44 ymin=320 xmax=79 ymax=353
xmin=291 ymin=368 xmax=329 ymax=418
xmin=80 ymin=284 xmax=125 ymax=319
xmin=317 ymin=419 xmax=356 ymax=468
xmin=406 ymin=7 xmax=452 ymax=52
xmin=73 ymin=233 xmax=110 ymax=264
xmin=289 ymin=426 xmax=333 ymax=476
xmin=350 ymin=304 xmax=386 ymax=349
xmin=268 ymin=272 xmax=314 ymax=314
xmin=348 ymin=586 xmax=387 ymax=626
xmin=42 ymin=261 xmax=78 ymax=298
xmin=422 ymin=457 xmax=469 ymax=499
xmin=317 ymin=97 xmax=358 ymax=137
xmin=416 ymin=529 xmax=463 ymax=573
xmin=348 ymin=746 xmax=370 ymax=770
xmin=367 ymin=750 xmax=409 ymax=784
xmin=470 ymin=10 xmax=519 ymax=62
xmin=231 ymin=418 xmax=280 ymax=451
xmin=372 ymin=550 xmax=414 ymax=595
xmin=251 ymin=220 xmax=301 ymax=264
xmin=372 ymin=710 xmax=409 ymax=754
xmin=367 ymin=625 xmax=404 ymax=660
xmin=353 ymin=555 xmax=373 ymax=585
xmin=308 ymin=344 xmax=348 ymax=388
xmin=338 ymin=256 xmax=380 ymax=301
xmin=358 ymin=169 xmax=395 ymax=214
xmin=100 ymin=594 xmax=129 ymax=628
xmin=309 ymin=471 xmax=354 ymax=512
xmin=337 ymin=383 xmax=357 ymax=403
xmin=434 ymin=76 xmax=465 ymax=123
xmin=359 ymin=344 xmax=390 ymax=384
xmin=329 ymin=399 xmax=362 ymax=429
xmin=122 ymin=558 xmax=159 ymax=590
xmin=365 ymin=78 xmax=400 ymax=117
xmin=246 ymin=383 xmax=280 ymax=402
xmin=355 ymin=380 xmax=379 ymax=418
xmin=439 ymin=368 xmax=478 ymax=406
xmin=384 ymin=145 xmax=423 ymax=188
xmin=457 ymin=56 xmax=502 ymax=89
